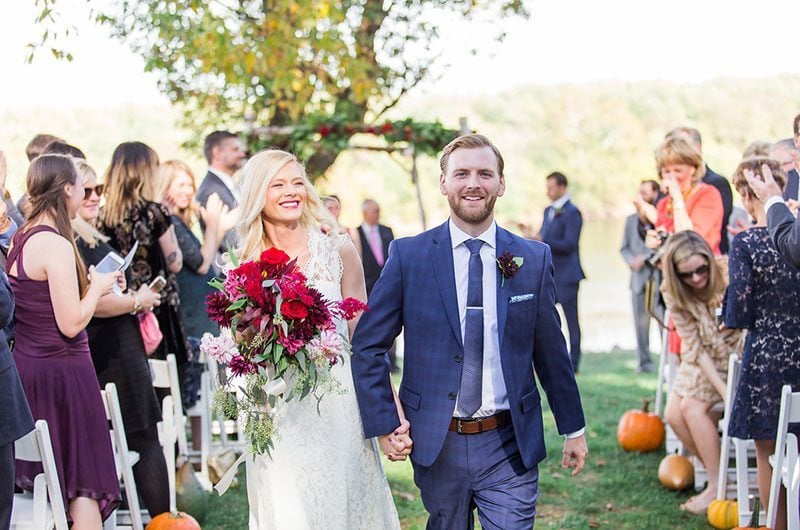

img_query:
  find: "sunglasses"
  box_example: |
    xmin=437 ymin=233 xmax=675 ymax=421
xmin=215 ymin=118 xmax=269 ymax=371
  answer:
xmin=83 ymin=185 xmax=104 ymax=199
xmin=677 ymin=263 xmax=709 ymax=280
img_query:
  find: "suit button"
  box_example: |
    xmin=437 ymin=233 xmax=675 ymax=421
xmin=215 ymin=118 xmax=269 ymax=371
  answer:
xmin=448 ymin=392 xmax=456 ymax=400
xmin=454 ymin=355 xmax=462 ymax=363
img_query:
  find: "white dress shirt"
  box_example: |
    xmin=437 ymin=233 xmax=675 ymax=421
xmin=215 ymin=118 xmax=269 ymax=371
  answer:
xmin=449 ymin=220 xmax=508 ymax=418
xmin=449 ymin=219 xmax=585 ymax=439
xmin=208 ymin=167 xmax=241 ymax=203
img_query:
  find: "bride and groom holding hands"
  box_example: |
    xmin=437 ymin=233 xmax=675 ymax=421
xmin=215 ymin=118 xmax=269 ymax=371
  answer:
xmin=236 ymin=133 xmax=588 ymax=529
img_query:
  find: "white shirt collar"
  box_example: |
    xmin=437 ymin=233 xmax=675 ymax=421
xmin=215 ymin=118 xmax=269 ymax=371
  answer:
xmin=449 ymin=219 xmax=497 ymax=250
xmin=208 ymin=167 xmax=238 ymax=195
xmin=551 ymin=193 xmax=570 ymax=210
xmin=361 ymin=222 xmax=379 ymax=233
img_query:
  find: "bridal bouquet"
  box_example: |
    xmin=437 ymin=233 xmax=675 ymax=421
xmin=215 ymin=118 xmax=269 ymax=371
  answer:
xmin=200 ymin=247 xmax=368 ymax=455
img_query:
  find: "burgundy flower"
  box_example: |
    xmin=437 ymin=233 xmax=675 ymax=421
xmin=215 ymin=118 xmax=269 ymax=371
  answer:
xmin=206 ymin=291 xmax=233 ymax=327
xmin=496 ymin=252 xmax=524 ymax=282
xmin=228 ymin=355 xmax=258 ymax=376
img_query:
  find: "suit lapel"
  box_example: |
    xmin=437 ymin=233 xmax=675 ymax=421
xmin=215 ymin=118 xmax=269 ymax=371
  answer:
xmin=495 ymin=226 xmax=514 ymax=349
xmin=430 ymin=223 xmax=463 ymax=347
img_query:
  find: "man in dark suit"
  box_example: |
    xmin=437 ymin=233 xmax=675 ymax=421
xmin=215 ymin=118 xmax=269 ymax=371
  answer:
xmin=770 ymin=138 xmax=799 ymax=202
xmin=356 ymin=199 xmax=394 ymax=296
xmin=196 ymin=130 xmax=246 ymax=251
xmin=621 ymin=180 xmax=662 ymax=373
xmin=0 ymin=268 xmax=34 ymax=529
xmin=351 ymin=134 xmax=586 ymax=529
xmin=537 ymin=171 xmax=585 ymax=372
xmin=667 ymin=127 xmax=734 ymax=253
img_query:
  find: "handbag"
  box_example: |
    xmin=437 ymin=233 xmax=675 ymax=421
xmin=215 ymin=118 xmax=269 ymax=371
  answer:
xmin=137 ymin=310 xmax=163 ymax=356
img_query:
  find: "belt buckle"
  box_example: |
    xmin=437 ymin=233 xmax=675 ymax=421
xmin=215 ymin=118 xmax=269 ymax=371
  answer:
xmin=456 ymin=419 xmax=464 ymax=434
xmin=476 ymin=417 xmax=484 ymax=433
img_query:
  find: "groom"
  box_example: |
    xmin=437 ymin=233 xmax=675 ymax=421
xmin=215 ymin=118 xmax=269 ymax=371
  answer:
xmin=351 ymin=134 xmax=588 ymax=529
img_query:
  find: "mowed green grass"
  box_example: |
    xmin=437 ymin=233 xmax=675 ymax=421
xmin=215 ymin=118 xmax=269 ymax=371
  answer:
xmin=203 ymin=351 xmax=711 ymax=529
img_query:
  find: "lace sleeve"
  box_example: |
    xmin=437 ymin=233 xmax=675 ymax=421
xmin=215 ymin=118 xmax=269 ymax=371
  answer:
xmin=304 ymin=231 xmax=346 ymax=284
xmin=725 ymin=233 xmax=754 ymax=329
xmin=172 ymin=215 xmax=204 ymax=273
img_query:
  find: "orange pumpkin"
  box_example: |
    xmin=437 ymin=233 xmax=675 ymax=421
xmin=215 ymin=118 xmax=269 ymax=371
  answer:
xmin=657 ymin=454 xmax=694 ymax=490
xmin=146 ymin=511 xmax=202 ymax=530
xmin=617 ymin=399 xmax=665 ymax=452
xmin=707 ymin=498 xmax=739 ymax=530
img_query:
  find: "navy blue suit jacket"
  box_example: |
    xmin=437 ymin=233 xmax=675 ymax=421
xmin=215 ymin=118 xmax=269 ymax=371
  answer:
xmin=0 ymin=271 xmax=33 ymax=447
xmin=540 ymin=200 xmax=585 ymax=289
xmin=351 ymin=221 xmax=585 ymax=469
xmin=784 ymin=169 xmax=799 ymax=202
xmin=768 ymin=200 xmax=800 ymax=269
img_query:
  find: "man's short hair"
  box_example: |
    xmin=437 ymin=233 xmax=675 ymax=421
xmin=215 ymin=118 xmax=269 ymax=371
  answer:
xmin=546 ymin=171 xmax=568 ymax=187
xmin=641 ymin=179 xmax=660 ymax=194
xmin=439 ymin=134 xmax=504 ymax=176
xmin=773 ymin=138 xmax=798 ymax=153
xmin=666 ymin=126 xmax=702 ymax=147
xmin=41 ymin=141 xmax=86 ymax=160
xmin=26 ymin=133 xmax=63 ymax=161
xmin=204 ymin=130 xmax=239 ymax=164
xmin=361 ymin=198 xmax=378 ymax=211
xmin=794 ymin=113 xmax=800 ymax=137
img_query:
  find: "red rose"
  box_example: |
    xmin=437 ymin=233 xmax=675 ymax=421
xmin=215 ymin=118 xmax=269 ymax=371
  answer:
xmin=281 ymin=299 xmax=309 ymax=320
xmin=380 ymin=122 xmax=393 ymax=133
xmin=261 ymin=248 xmax=290 ymax=266
xmin=319 ymin=125 xmax=331 ymax=137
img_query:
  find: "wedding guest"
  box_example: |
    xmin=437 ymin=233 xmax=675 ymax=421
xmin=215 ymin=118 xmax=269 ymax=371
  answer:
xmin=770 ymin=138 xmax=799 ymax=201
xmin=661 ymin=230 xmax=744 ymax=515
xmin=0 ymin=150 xmax=24 ymax=227
xmin=644 ymin=137 xmax=724 ymax=254
xmin=7 ymin=154 xmax=122 ymax=526
xmin=41 ymin=141 xmax=86 ymax=160
xmin=620 ymin=180 xmax=662 ymax=373
xmin=667 ymin=127 xmax=733 ymax=253
xmin=0 ymin=267 xmax=33 ymax=530
xmin=73 ymin=160 xmax=170 ymax=517
xmin=197 ymin=131 xmax=245 ymax=252
xmin=25 ymin=133 xmax=63 ymax=162
xmin=323 ymin=195 xmax=349 ymax=235
xmin=537 ymin=171 xmax=585 ymax=372
xmin=725 ymin=157 xmax=798 ymax=530
xmin=98 ymin=142 xmax=191 ymax=379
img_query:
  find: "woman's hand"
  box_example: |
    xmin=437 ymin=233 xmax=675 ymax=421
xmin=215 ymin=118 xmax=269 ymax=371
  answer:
xmin=218 ymin=206 xmax=238 ymax=237
xmin=135 ymin=284 xmax=162 ymax=311
xmin=201 ymin=193 xmax=224 ymax=228
xmin=88 ymin=266 xmax=122 ymax=296
xmin=661 ymin=175 xmax=681 ymax=198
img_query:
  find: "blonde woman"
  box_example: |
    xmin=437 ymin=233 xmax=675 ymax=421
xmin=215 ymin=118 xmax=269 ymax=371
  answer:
xmin=644 ymin=137 xmax=724 ymax=254
xmin=233 ymin=149 xmax=403 ymax=530
xmin=660 ymin=231 xmax=744 ymax=515
xmin=98 ymin=142 xmax=190 ymax=373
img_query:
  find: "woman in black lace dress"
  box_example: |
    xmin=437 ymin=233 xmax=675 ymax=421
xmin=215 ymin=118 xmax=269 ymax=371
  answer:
xmin=97 ymin=142 xmax=190 ymax=377
xmin=725 ymin=157 xmax=800 ymax=530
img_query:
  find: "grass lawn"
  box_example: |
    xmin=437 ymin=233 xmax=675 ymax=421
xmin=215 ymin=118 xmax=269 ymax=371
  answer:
xmin=203 ymin=350 xmax=711 ymax=529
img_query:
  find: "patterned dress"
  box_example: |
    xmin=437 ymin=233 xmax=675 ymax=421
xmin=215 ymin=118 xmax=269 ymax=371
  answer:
xmin=725 ymin=227 xmax=800 ymax=440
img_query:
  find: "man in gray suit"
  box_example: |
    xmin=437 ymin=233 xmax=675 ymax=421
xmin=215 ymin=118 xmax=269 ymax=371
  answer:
xmin=620 ymin=180 xmax=663 ymax=373
xmin=196 ymin=130 xmax=246 ymax=251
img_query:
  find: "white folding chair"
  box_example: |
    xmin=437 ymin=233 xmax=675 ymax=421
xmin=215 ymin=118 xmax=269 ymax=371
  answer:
xmin=149 ymin=354 xmax=189 ymax=458
xmin=715 ymin=355 xmax=762 ymax=524
xmin=101 ymin=383 xmax=145 ymax=530
xmin=655 ymin=310 xmax=683 ymax=456
xmin=767 ymin=385 xmax=800 ymax=530
xmin=184 ymin=351 xmax=213 ymax=478
xmin=10 ymin=420 xmax=69 ymax=530
xmin=207 ymin=355 xmax=247 ymax=454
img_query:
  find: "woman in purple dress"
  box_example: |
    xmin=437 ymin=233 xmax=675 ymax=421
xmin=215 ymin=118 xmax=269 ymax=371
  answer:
xmin=7 ymin=154 xmax=122 ymax=527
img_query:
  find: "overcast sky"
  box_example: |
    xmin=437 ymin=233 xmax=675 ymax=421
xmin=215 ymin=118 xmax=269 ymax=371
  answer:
xmin=2 ymin=0 xmax=799 ymax=110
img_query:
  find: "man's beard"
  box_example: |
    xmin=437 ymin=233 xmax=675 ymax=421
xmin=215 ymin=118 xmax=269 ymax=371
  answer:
xmin=448 ymin=194 xmax=497 ymax=224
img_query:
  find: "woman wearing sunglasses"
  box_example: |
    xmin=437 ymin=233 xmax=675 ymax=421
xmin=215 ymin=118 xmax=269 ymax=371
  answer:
xmin=724 ymin=157 xmax=798 ymax=530
xmin=660 ymin=230 xmax=744 ymax=515
xmin=72 ymin=160 xmax=170 ymax=518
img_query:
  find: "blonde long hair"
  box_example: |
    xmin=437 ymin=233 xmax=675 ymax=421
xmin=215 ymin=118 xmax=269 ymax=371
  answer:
xmin=158 ymin=160 xmax=199 ymax=226
xmin=234 ymin=149 xmax=335 ymax=262
xmin=101 ymin=142 xmax=159 ymax=227
xmin=660 ymin=230 xmax=726 ymax=315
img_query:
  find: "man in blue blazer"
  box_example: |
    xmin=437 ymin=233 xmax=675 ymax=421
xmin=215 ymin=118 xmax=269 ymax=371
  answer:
xmin=351 ymin=134 xmax=587 ymax=529
xmin=537 ymin=172 xmax=585 ymax=372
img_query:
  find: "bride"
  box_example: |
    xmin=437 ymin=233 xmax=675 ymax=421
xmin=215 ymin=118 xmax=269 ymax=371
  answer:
xmin=232 ymin=149 xmax=407 ymax=529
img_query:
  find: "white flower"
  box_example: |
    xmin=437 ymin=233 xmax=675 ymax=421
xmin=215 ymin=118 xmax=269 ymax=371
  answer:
xmin=200 ymin=330 xmax=238 ymax=363
xmin=307 ymin=328 xmax=346 ymax=364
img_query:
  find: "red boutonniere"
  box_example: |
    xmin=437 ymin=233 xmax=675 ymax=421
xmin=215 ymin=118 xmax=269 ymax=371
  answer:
xmin=497 ymin=252 xmax=524 ymax=286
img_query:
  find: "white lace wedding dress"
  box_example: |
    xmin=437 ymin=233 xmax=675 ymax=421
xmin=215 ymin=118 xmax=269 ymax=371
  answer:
xmin=245 ymin=230 xmax=400 ymax=529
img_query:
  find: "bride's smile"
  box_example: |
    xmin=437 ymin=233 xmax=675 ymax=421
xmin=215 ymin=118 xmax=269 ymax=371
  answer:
xmin=263 ymin=161 xmax=308 ymax=224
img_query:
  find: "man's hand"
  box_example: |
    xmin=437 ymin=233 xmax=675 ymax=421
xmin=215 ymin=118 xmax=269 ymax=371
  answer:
xmin=630 ymin=256 xmax=645 ymax=271
xmin=561 ymin=434 xmax=588 ymax=476
xmin=378 ymin=418 xmax=413 ymax=461
xmin=744 ymin=165 xmax=782 ymax=202
xmin=787 ymin=199 xmax=800 ymax=216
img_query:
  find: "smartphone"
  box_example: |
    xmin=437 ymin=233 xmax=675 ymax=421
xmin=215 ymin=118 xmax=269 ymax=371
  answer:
xmin=94 ymin=251 xmax=125 ymax=274
xmin=149 ymin=275 xmax=167 ymax=293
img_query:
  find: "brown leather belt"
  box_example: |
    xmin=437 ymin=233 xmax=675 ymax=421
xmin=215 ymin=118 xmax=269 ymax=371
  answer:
xmin=449 ymin=410 xmax=511 ymax=434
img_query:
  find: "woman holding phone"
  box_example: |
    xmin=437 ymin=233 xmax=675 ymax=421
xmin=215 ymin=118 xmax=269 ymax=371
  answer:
xmin=72 ymin=160 xmax=170 ymax=517
xmin=98 ymin=142 xmax=192 ymax=392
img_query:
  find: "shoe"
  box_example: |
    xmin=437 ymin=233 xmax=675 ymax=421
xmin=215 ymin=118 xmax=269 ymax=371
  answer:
xmin=636 ymin=364 xmax=654 ymax=373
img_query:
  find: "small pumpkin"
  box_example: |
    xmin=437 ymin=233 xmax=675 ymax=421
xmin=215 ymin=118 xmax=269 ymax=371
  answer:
xmin=146 ymin=511 xmax=202 ymax=530
xmin=733 ymin=496 xmax=769 ymax=529
xmin=617 ymin=399 xmax=665 ymax=452
xmin=707 ymin=498 xmax=739 ymax=530
xmin=657 ymin=454 xmax=694 ymax=490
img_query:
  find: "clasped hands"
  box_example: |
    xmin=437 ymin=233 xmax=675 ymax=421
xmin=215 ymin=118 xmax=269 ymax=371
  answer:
xmin=378 ymin=418 xmax=413 ymax=462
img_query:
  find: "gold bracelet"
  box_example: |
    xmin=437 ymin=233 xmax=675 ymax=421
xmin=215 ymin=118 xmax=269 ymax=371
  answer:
xmin=130 ymin=293 xmax=143 ymax=315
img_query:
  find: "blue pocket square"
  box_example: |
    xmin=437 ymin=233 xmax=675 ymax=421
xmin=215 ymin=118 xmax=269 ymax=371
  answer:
xmin=509 ymin=293 xmax=535 ymax=304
